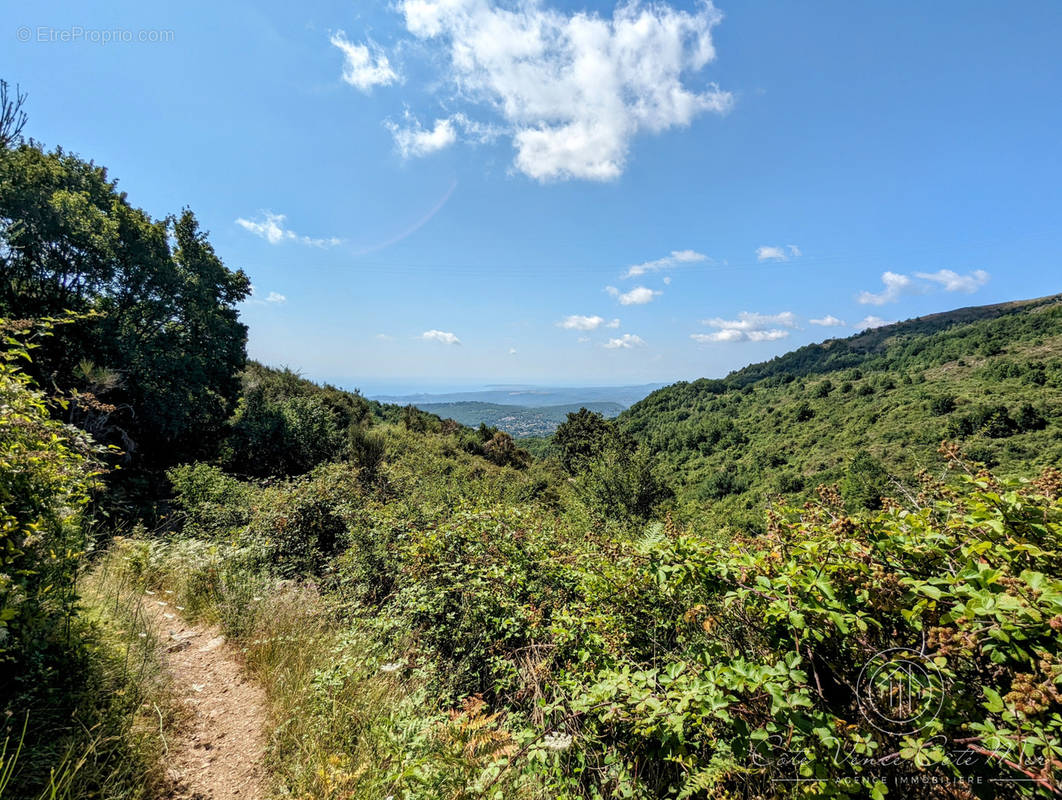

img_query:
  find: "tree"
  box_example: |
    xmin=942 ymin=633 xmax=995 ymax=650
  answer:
xmin=553 ymin=408 xmax=631 ymax=474
xmin=222 ymin=370 xmax=346 ymax=477
xmin=0 ymin=80 xmax=27 ymax=149
xmin=841 ymin=450 xmax=889 ymax=511
xmin=0 ymin=142 xmax=250 ymax=460
xmin=575 ymin=446 xmax=672 ymax=520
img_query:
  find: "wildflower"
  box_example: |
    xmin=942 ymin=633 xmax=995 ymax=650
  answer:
xmin=542 ymin=732 xmax=573 ymax=751
xmin=380 ymin=662 xmax=403 ymax=673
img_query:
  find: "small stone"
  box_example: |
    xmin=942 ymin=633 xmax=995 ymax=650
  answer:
xmin=199 ymin=636 xmax=226 ymax=653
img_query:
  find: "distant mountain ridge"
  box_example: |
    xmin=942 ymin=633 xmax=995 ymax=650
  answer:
xmin=371 ymin=383 xmax=663 ymax=409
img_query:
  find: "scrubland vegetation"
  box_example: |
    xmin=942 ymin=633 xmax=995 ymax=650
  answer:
xmin=2 ymin=81 xmax=1062 ymax=798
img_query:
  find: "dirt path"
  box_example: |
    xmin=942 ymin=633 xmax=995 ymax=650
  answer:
xmin=146 ymin=599 xmax=269 ymax=799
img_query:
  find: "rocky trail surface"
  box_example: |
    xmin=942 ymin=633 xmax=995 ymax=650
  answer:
xmin=146 ymin=599 xmax=269 ymax=799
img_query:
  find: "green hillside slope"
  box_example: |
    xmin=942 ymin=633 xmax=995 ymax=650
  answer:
xmin=619 ymin=294 xmax=1062 ymax=525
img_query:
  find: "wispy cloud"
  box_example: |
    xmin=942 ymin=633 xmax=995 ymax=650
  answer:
xmin=915 ymin=269 xmax=990 ymax=293
xmin=694 ymin=310 xmax=797 ymax=343
xmin=385 ymin=111 xmax=504 ymax=158
xmin=624 ymin=249 xmax=707 ymax=278
xmin=236 ymin=211 xmax=342 ymax=248
xmin=858 ymin=269 xmax=989 ymax=305
xmin=810 ymin=314 xmax=846 ymax=327
xmin=421 ymin=329 xmax=461 ymax=345
xmin=756 ymin=244 xmax=800 ymax=262
xmin=247 ymin=286 xmax=288 ymax=306
xmin=383 ymin=0 xmax=731 ymax=181
xmin=856 ymin=315 xmax=893 ymax=330
xmin=331 ymin=32 xmax=398 ymax=91
xmin=604 ymin=333 xmax=646 ymax=349
xmin=606 ymin=285 xmax=661 ymax=305
xmin=386 ymin=116 xmax=457 ymax=158
xmin=692 ymin=329 xmax=789 ymax=343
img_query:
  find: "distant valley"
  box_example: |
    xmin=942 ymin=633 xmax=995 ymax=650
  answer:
xmin=416 ymin=400 xmax=624 ymax=437
xmin=370 ymin=384 xmax=662 ymax=435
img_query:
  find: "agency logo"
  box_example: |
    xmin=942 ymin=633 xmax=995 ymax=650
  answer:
xmin=857 ymin=647 xmax=943 ymax=735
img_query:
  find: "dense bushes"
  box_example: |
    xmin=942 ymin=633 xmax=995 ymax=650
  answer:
xmin=140 ymin=435 xmax=1062 ymax=798
xmin=563 ymin=461 xmax=1062 ymax=797
xmin=0 ymin=321 xmax=170 ymax=799
xmin=0 ymin=321 xmax=100 ymax=664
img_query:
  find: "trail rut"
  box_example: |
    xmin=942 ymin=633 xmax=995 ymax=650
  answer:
xmin=146 ymin=600 xmax=269 ymax=799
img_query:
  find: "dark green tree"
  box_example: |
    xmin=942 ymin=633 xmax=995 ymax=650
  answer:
xmin=553 ymin=408 xmax=631 ymax=474
xmin=841 ymin=450 xmax=889 ymax=511
xmin=0 ymin=141 xmax=250 ymax=460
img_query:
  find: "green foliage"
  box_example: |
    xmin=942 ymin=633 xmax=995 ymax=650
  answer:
xmin=841 ymin=450 xmax=889 ymax=510
xmin=573 ymin=446 xmax=671 ymax=522
xmin=0 ymin=322 xmax=166 ymax=800
xmin=553 ymin=408 xmax=631 ymax=475
xmin=929 ymin=393 xmax=956 ymax=415
xmin=619 ymin=296 xmax=1062 ymax=525
xmin=0 ymin=143 xmax=250 ymax=461
xmin=0 ymin=320 xmax=100 ymax=661
xmin=563 ymin=464 xmax=1062 ymax=796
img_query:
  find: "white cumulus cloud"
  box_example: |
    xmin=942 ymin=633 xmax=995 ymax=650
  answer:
xmin=701 ymin=311 xmax=798 ymax=330
xmin=691 ymin=329 xmax=789 ymax=343
xmin=396 ymin=0 xmax=732 ymax=181
xmin=421 ymin=329 xmax=461 ymax=344
xmin=624 ymin=249 xmax=708 ymax=278
xmin=604 ymin=333 xmax=646 ymax=349
xmin=558 ymin=314 xmax=605 ymax=330
xmin=236 ymin=211 xmax=342 ymax=248
xmin=331 ymin=32 xmax=399 ymax=91
xmin=857 ymin=271 xmax=913 ymax=305
xmin=695 ymin=310 xmax=797 ymax=343
xmin=606 ymin=285 xmax=661 ymax=305
xmin=810 ymin=315 xmax=846 ymax=327
xmin=858 ymin=269 xmax=990 ymax=305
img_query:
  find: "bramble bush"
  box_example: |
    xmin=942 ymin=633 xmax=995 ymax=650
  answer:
xmin=558 ymin=453 xmax=1062 ymax=797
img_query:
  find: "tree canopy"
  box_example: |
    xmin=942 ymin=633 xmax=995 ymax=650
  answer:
xmin=0 ymin=141 xmax=250 ymax=461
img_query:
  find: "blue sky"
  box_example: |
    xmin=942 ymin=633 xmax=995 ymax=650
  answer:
xmin=5 ymin=0 xmax=1061 ymax=393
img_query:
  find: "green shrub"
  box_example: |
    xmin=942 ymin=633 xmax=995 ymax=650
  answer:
xmin=0 ymin=321 xmax=100 ymax=663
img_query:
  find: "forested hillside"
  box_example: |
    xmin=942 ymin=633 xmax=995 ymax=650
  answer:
xmin=619 ymin=295 xmax=1062 ymax=526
